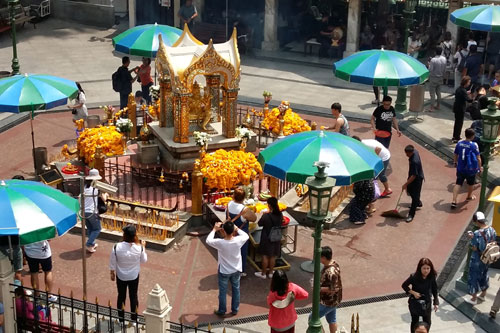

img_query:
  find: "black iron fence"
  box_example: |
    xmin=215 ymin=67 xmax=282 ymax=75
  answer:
xmin=103 ymin=158 xmax=191 ymax=211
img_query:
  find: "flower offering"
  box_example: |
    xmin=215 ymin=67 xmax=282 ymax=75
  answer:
xmin=77 ymin=126 xmax=124 ymax=163
xmin=261 ymin=107 xmax=311 ymax=136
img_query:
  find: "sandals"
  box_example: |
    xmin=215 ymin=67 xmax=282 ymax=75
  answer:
xmin=466 ymin=195 xmax=476 ymax=201
xmin=451 ymin=202 xmax=457 ymax=209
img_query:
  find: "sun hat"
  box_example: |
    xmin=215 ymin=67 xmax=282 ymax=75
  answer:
xmin=85 ymin=168 xmax=102 ymax=180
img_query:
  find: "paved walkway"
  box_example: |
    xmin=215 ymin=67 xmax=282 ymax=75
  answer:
xmin=0 ymin=17 xmax=498 ymax=332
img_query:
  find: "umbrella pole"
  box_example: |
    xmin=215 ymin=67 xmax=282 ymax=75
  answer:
xmin=30 ymin=105 xmax=36 ymax=174
xmin=482 ymin=32 xmax=490 ymax=85
xmin=80 ymin=176 xmax=88 ymax=299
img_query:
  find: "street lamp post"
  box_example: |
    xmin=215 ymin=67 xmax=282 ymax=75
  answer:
xmin=459 ymin=98 xmax=500 ymax=285
xmin=306 ymin=161 xmax=336 ymax=333
xmin=395 ymin=0 xmax=418 ymax=113
xmin=8 ymin=0 xmax=20 ymax=75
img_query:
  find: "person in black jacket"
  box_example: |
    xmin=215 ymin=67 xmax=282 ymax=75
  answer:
xmin=255 ymin=197 xmax=283 ymax=279
xmin=452 ymin=76 xmax=473 ymax=143
xmin=117 ymin=56 xmax=138 ymax=110
xmin=402 ymin=258 xmax=439 ymax=333
xmin=402 ymin=145 xmax=424 ymax=223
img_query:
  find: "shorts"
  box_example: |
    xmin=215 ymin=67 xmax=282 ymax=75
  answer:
xmin=26 ymin=256 xmax=52 ymax=273
xmin=456 ymin=172 xmax=476 ymax=186
xmin=308 ymin=304 xmax=337 ymax=324
xmin=0 ymin=245 xmax=23 ymax=271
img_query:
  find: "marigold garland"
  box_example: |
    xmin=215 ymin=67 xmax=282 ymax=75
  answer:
xmin=261 ymin=108 xmax=311 ymax=136
xmin=199 ymin=149 xmax=263 ymax=190
xmin=77 ymin=126 xmax=124 ymax=163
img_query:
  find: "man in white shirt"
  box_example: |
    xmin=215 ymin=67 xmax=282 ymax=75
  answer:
xmin=24 ymin=240 xmax=57 ymax=301
xmin=427 ymin=46 xmax=447 ymax=112
xmin=206 ymin=221 xmax=249 ymax=316
xmin=353 ymin=136 xmax=392 ymax=197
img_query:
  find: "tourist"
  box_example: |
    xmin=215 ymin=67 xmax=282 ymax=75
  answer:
xmin=451 ymin=128 xmax=482 ymax=209
xmin=492 ymin=70 xmax=500 ymax=87
xmin=453 ymin=44 xmax=467 ymax=91
xmin=24 ymin=240 xmax=57 ymax=301
xmin=467 ymin=31 xmax=477 ymax=53
xmin=359 ymin=25 xmax=374 ymax=51
xmin=83 ymin=169 xmax=106 ymax=253
xmin=452 ymin=76 xmax=473 ymax=143
xmin=486 ymin=33 xmax=500 ymax=80
xmin=227 ymin=187 xmax=257 ymax=276
xmin=372 ymin=86 xmax=380 ymax=105
xmin=440 ymin=31 xmax=453 ymax=70
xmin=402 ymin=145 xmax=424 ymax=223
xmin=402 ymin=258 xmax=438 ymax=333
xmin=318 ymin=14 xmax=333 ymax=58
xmin=308 ymin=246 xmax=342 ymax=333
xmin=136 ymin=57 xmax=153 ymax=104
xmin=115 ymin=56 xmax=138 ymax=110
xmin=14 ymin=287 xmax=49 ymax=322
xmin=330 ymin=102 xmax=349 ymax=136
xmin=109 ymin=225 xmax=147 ymax=321
xmin=427 ymin=46 xmax=447 ymax=112
xmin=353 ymin=136 xmax=392 ymax=197
xmin=490 ymin=287 xmax=500 ymax=318
xmin=407 ymin=32 xmax=421 ymax=58
xmin=177 ymin=0 xmax=198 ymax=30
xmin=414 ymin=321 xmax=430 ymax=333
xmin=349 ymin=179 xmax=374 ymax=225
xmin=206 ymin=221 xmax=249 ymax=316
xmin=0 ymin=235 xmax=23 ymax=283
xmin=267 ymin=270 xmax=308 ymax=333
xmin=463 ymin=45 xmax=483 ymax=89
xmin=370 ymin=95 xmax=401 ymax=149
xmin=466 ymin=212 xmax=497 ymax=305
xmin=255 ymin=197 xmax=283 ymax=279
xmin=67 ymin=82 xmax=88 ymax=123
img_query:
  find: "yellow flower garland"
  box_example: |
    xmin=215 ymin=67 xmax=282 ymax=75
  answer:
xmin=261 ymin=108 xmax=311 ymax=136
xmin=77 ymin=126 xmax=124 ymax=163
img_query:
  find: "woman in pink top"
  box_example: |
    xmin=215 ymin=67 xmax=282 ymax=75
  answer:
xmin=136 ymin=57 xmax=154 ymax=104
xmin=267 ymin=270 xmax=308 ymax=332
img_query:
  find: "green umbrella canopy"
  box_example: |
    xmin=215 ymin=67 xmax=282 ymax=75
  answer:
xmin=451 ymin=5 xmax=500 ymax=32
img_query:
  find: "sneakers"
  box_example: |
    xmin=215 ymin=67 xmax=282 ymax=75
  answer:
xmin=380 ymin=190 xmax=393 ymax=197
xmin=405 ymin=215 xmax=414 ymax=223
xmin=48 ymin=295 xmax=58 ymax=302
xmin=371 ymin=99 xmax=379 ymax=105
xmin=86 ymin=246 xmax=96 ymax=253
xmin=254 ymin=272 xmax=266 ymax=279
xmin=464 ymin=298 xmax=477 ymax=305
xmin=353 ymin=220 xmax=366 ymax=225
xmin=240 ymin=272 xmax=247 ymax=277
xmin=490 ymin=310 xmax=497 ymax=319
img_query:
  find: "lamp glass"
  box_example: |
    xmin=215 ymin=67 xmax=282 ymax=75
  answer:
xmin=483 ymin=121 xmax=495 ymax=141
xmin=310 ymin=189 xmax=319 ymax=215
xmin=320 ymin=192 xmax=331 ymax=216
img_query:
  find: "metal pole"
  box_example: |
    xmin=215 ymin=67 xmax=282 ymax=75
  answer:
xmin=395 ymin=2 xmax=415 ymax=113
xmin=30 ymin=105 xmax=36 ymax=174
xmin=306 ymin=219 xmax=324 ymax=333
xmin=479 ymin=139 xmax=491 ymax=211
xmin=80 ymin=176 xmax=88 ymax=299
xmin=9 ymin=0 xmax=20 ymax=75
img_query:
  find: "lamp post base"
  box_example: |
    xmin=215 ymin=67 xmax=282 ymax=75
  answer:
xmin=395 ymin=87 xmax=407 ymax=113
xmin=300 ymin=260 xmax=324 ymax=273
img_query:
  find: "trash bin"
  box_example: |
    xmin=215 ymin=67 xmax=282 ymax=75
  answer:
xmin=87 ymin=115 xmax=100 ymax=128
xmin=409 ymin=84 xmax=425 ymax=113
xmin=33 ymin=147 xmax=47 ymax=175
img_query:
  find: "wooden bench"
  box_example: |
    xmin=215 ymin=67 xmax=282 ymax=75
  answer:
xmin=0 ymin=4 xmax=36 ymax=33
xmin=192 ymin=22 xmax=227 ymax=44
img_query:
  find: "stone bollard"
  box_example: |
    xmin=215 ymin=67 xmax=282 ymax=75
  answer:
xmin=191 ymin=161 xmax=203 ymax=216
xmin=143 ymin=284 xmax=172 ymax=332
xmin=0 ymin=257 xmax=16 ymax=333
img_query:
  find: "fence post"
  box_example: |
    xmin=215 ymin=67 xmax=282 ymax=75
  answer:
xmin=0 ymin=257 xmax=15 ymax=333
xmin=191 ymin=161 xmax=203 ymax=216
xmin=143 ymin=284 xmax=172 ymax=333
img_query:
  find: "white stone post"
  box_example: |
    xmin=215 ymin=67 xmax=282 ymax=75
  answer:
xmin=0 ymin=257 xmax=15 ymax=333
xmin=344 ymin=0 xmax=361 ymax=58
xmin=143 ymin=284 xmax=172 ymax=332
xmin=128 ymin=0 xmax=136 ymax=28
xmin=262 ymin=0 xmax=279 ymax=51
xmin=447 ymin=0 xmax=463 ymax=47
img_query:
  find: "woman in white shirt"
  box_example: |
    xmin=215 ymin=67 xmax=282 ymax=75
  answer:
xmin=109 ymin=225 xmax=147 ymax=321
xmin=67 ymin=82 xmax=88 ymax=122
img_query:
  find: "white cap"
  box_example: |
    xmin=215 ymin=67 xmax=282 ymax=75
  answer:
xmin=85 ymin=169 xmax=102 ymax=180
xmin=473 ymin=211 xmax=487 ymax=223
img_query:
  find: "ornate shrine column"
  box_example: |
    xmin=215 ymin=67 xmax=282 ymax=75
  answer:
xmin=179 ymin=93 xmax=190 ymax=143
xmin=127 ymin=94 xmax=137 ymax=138
xmin=344 ymin=0 xmax=361 ymax=58
xmin=205 ymin=74 xmax=221 ymax=123
xmin=173 ymin=93 xmax=181 ymax=143
xmin=222 ymin=88 xmax=238 ymax=138
xmin=262 ymin=0 xmax=279 ymax=51
xmin=159 ymin=76 xmax=173 ymax=128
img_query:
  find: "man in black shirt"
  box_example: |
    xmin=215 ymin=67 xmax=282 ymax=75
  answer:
xmin=116 ymin=56 xmax=138 ymax=110
xmin=370 ymin=95 xmax=401 ymax=149
xmin=0 ymin=235 xmax=23 ymax=282
xmin=402 ymin=145 xmax=424 ymax=223
xmin=464 ymin=45 xmax=483 ymax=89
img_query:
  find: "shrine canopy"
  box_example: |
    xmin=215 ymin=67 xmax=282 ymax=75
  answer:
xmin=156 ymin=24 xmax=241 ymax=93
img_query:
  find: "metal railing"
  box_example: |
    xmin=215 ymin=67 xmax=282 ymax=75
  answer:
xmin=103 ymin=158 xmax=191 ymax=211
xmin=11 ymin=285 xmax=144 ymax=333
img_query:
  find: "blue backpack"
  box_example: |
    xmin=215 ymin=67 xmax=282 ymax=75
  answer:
xmin=462 ymin=141 xmax=479 ymax=174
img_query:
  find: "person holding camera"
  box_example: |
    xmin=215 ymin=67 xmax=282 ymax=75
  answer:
xmin=67 ymin=82 xmax=87 ymax=123
xmin=206 ymin=221 xmax=249 ymax=317
xmin=82 ymin=169 xmax=107 ymax=253
xmin=109 ymin=225 xmax=147 ymax=322
xmin=402 ymin=258 xmax=439 ymax=333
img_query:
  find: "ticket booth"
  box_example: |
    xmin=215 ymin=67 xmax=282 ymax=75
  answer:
xmin=488 ymin=186 xmax=500 ymax=231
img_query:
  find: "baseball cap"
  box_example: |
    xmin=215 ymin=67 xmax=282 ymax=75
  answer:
xmin=473 ymin=211 xmax=487 ymax=223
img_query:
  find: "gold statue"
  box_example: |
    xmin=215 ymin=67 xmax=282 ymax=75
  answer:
xmin=188 ymin=82 xmax=212 ymax=131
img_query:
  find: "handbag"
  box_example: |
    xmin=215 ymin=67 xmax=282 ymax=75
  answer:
xmin=97 ymin=197 xmax=107 ymax=214
xmin=373 ymin=179 xmax=381 ymax=200
xmin=71 ymin=108 xmax=77 ymax=115
xmin=272 ymin=291 xmax=295 ymax=309
xmin=409 ymin=297 xmax=428 ymax=316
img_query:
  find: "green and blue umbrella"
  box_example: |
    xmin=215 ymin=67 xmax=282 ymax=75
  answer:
xmin=113 ymin=23 xmax=182 ymax=57
xmin=0 ymin=180 xmax=79 ymax=245
xmin=333 ymin=49 xmax=429 ymax=87
xmin=258 ymin=131 xmax=383 ymax=185
xmin=450 ymin=5 xmax=500 ymax=32
xmin=0 ymin=74 xmax=78 ymax=113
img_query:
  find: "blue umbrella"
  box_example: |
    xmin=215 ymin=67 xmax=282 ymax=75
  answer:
xmin=450 ymin=5 xmax=500 ymax=32
xmin=258 ymin=131 xmax=383 ymax=185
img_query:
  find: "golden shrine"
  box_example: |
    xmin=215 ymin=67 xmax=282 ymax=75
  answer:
xmin=147 ymin=24 xmax=243 ymax=171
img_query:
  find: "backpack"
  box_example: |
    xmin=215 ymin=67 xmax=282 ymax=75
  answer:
xmin=479 ymin=229 xmax=500 ymax=265
xmin=112 ymin=68 xmax=122 ymax=93
xmin=457 ymin=50 xmax=467 ymax=72
xmin=460 ymin=141 xmax=479 ymax=174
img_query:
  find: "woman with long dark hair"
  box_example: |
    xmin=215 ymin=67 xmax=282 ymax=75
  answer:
xmin=402 ymin=258 xmax=439 ymax=333
xmin=267 ymin=270 xmax=308 ymax=333
xmin=452 ymin=76 xmax=473 ymax=143
xmin=67 ymin=82 xmax=88 ymax=122
xmin=109 ymin=225 xmax=147 ymax=322
xmin=255 ymin=197 xmax=283 ymax=279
